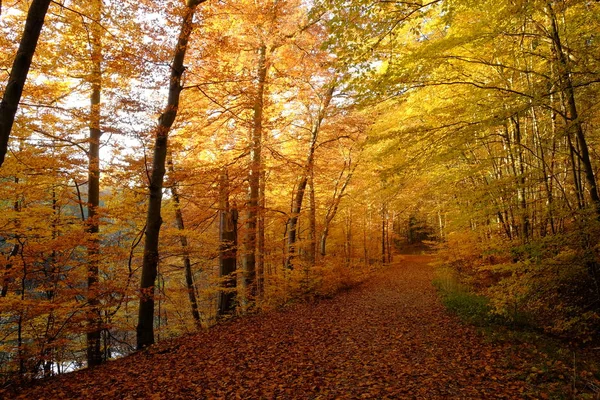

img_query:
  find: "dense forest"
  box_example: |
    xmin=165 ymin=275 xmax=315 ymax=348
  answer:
xmin=1 ymin=0 xmax=599 ymax=392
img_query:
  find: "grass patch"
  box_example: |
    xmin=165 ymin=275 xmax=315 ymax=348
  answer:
xmin=433 ymin=267 xmax=600 ymax=399
xmin=433 ymin=269 xmax=494 ymax=326
xmin=440 ymin=289 xmax=492 ymax=325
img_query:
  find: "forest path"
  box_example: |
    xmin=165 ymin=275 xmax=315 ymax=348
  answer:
xmin=8 ymin=255 xmax=532 ymax=399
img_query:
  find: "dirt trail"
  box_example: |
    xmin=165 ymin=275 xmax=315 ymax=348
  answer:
xmin=5 ymin=255 xmax=532 ymax=399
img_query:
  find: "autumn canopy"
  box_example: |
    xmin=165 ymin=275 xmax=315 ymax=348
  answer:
xmin=0 ymin=0 xmax=599 ymax=393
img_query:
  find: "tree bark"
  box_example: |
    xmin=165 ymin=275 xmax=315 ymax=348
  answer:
xmin=257 ymin=170 xmax=265 ymax=297
xmin=285 ymin=85 xmax=334 ymax=269
xmin=0 ymin=0 xmax=52 ymax=168
xmin=243 ymin=44 xmax=267 ymax=302
xmin=362 ymin=210 xmax=368 ymax=265
xmin=307 ymin=171 xmax=317 ymax=266
xmin=387 ymin=212 xmax=393 ymax=263
xmin=531 ymin=106 xmax=555 ymax=236
xmin=344 ymin=209 xmax=352 ymax=266
xmin=1 ymin=176 xmax=21 ymax=298
xmin=218 ymin=169 xmax=238 ymax=316
xmin=381 ymin=205 xmax=386 ymax=264
xmin=136 ymin=0 xmax=205 ymax=350
xmin=511 ymin=116 xmax=529 ymax=242
xmin=319 ymin=160 xmax=357 ymax=256
xmin=168 ymin=158 xmax=202 ymax=328
xmin=547 ymin=2 xmax=600 ymax=217
xmin=86 ymin=0 xmax=104 ymax=368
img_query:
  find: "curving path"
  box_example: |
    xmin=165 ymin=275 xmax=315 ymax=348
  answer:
xmin=4 ymin=255 xmax=532 ymax=399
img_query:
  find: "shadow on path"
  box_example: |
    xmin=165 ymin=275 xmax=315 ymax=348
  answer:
xmin=4 ymin=255 xmax=531 ymax=399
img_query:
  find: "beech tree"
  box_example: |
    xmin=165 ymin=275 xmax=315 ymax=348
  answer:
xmin=218 ymin=169 xmax=237 ymax=316
xmin=0 ymin=0 xmax=52 ymax=167
xmin=85 ymin=0 xmax=104 ymax=368
xmin=1 ymin=0 xmax=382 ymax=382
xmin=137 ymin=0 xmax=207 ymax=350
xmin=345 ymin=0 xmax=600 ymax=339
xmin=285 ymin=84 xmax=335 ymax=269
xmin=8 ymin=0 xmax=600 ymax=385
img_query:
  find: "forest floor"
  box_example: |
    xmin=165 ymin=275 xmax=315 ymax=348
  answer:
xmin=3 ymin=255 xmax=591 ymax=399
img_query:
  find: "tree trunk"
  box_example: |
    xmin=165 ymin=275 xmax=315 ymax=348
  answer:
xmin=136 ymin=0 xmax=204 ymax=350
xmin=218 ymin=169 xmax=238 ymax=317
xmin=168 ymin=158 xmax=202 ymax=328
xmin=547 ymin=2 xmax=600 ymax=217
xmin=0 ymin=243 xmax=19 ymax=298
xmin=243 ymin=44 xmax=267 ymax=301
xmin=257 ymin=170 xmax=265 ymax=297
xmin=387 ymin=211 xmax=394 ymax=263
xmin=502 ymin=122 xmax=523 ymax=239
xmin=319 ymin=160 xmax=357 ymax=256
xmin=285 ymin=85 xmax=334 ymax=269
xmin=0 ymin=0 xmax=52 ymax=168
xmin=511 ymin=115 xmax=529 ymax=242
xmin=1 ymin=174 xmax=21 ymax=298
xmin=344 ymin=209 xmax=352 ymax=266
xmin=307 ymin=171 xmax=317 ymax=266
xmin=86 ymin=0 xmax=104 ymax=368
xmin=531 ymin=106 xmax=555 ymax=235
xmin=381 ymin=205 xmax=386 ymax=264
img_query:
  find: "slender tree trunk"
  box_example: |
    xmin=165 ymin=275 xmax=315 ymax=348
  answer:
xmin=218 ymin=169 xmax=238 ymax=317
xmin=168 ymin=158 xmax=201 ymax=328
xmin=257 ymin=170 xmax=265 ymax=297
xmin=17 ymin=246 xmax=26 ymax=374
xmin=1 ymin=243 xmax=19 ymax=298
xmin=1 ymin=172 xmax=21 ymax=297
xmin=137 ymin=0 xmax=205 ymax=350
xmin=285 ymin=85 xmax=334 ymax=269
xmin=511 ymin=116 xmax=529 ymax=242
xmin=86 ymin=0 xmax=103 ymax=367
xmin=531 ymin=106 xmax=555 ymax=235
xmin=437 ymin=209 xmax=445 ymax=240
xmin=319 ymin=161 xmax=357 ymax=256
xmin=243 ymin=44 xmax=267 ymax=301
xmin=344 ymin=209 xmax=352 ymax=266
xmin=38 ymin=191 xmax=59 ymax=376
xmin=547 ymin=2 xmax=600 ymax=217
xmin=388 ymin=212 xmax=394 ymax=263
xmin=568 ymin=136 xmax=585 ymax=209
xmin=0 ymin=0 xmax=52 ymax=168
xmin=503 ymin=122 xmax=522 ymax=238
xmin=307 ymin=171 xmax=316 ymax=266
xmin=381 ymin=205 xmax=386 ymax=264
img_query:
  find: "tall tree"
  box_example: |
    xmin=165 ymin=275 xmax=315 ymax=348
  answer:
xmin=546 ymin=1 xmax=600 ymax=218
xmin=168 ymin=157 xmax=202 ymax=328
xmin=0 ymin=0 xmax=52 ymax=167
xmin=285 ymin=84 xmax=335 ymax=269
xmin=86 ymin=0 xmax=104 ymax=368
xmin=242 ymin=44 xmax=267 ymax=301
xmin=320 ymin=153 xmax=359 ymax=256
xmin=137 ymin=0 xmax=207 ymax=350
xmin=218 ymin=169 xmax=238 ymax=316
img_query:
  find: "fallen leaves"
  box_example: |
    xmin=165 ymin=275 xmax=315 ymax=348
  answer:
xmin=1 ymin=255 xmax=567 ymax=399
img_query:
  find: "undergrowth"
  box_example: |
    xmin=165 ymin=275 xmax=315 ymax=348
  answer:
xmin=433 ymin=267 xmax=600 ymax=399
xmin=433 ymin=268 xmax=494 ymax=326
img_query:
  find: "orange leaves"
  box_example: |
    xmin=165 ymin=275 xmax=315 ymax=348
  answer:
xmin=3 ymin=255 xmax=542 ymax=399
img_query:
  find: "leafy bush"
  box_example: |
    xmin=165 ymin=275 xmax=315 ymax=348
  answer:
xmin=261 ymin=258 xmax=372 ymax=311
xmin=486 ymin=248 xmax=600 ymax=341
xmin=436 ymin=230 xmax=600 ymax=342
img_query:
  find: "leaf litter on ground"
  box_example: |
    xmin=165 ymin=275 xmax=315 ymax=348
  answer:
xmin=3 ymin=255 xmax=588 ymax=399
